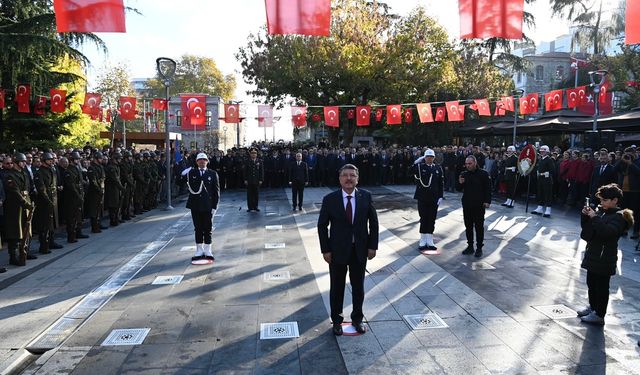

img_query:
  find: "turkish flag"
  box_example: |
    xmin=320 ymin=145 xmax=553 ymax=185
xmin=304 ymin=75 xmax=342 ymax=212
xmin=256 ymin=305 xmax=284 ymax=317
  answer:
xmin=54 ymin=0 xmax=126 ymax=32
xmin=311 ymin=113 xmax=321 ymax=122
xmin=434 ymin=107 xmax=446 ymax=122
xmin=494 ymin=101 xmax=506 ymax=116
xmin=446 ymin=101 xmax=464 ymax=122
xmin=386 ymin=105 xmax=402 ymax=125
xmin=501 ymin=96 xmax=514 ymax=112
xmin=416 ymin=103 xmax=434 ymax=123
xmin=224 ymin=104 xmax=240 ymax=123
xmin=16 ymin=84 xmax=30 ymax=105
xmin=291 ymin=106 xmax=307 ymax=127
xmin=459 ymin=0 xmax=524 ymax=39
xmin=189 ymin=101 xmax=206 ymax=126
xmin=544 ymin=90 xmax=563 ymax=111
xmin=626 ymin=0 xmax=640 ymax=45
xmin=347 ymin=109 xmax=355 ymax=119
xmin=518 ymin=96 xmax=530 ymax=115
xmin=324 ymin=106 xmax=339 ymax=127
xmin=50 ymin=89 xmax=67 ymax=113
xmin=525 ymin=93 xmax=539 ymax=114
xmin=474 ymin=99 xmax=491 ymax=116
xmin=119 ymin=96 xmax=136 ymax=120
xmin=403 ymin=108 xmax=413 ymax=124
xmin=34 ymin=96 xmax=46 ymax=115
xmin=599 ymin=80 xmax=612 ymax=104
xmin=181 ymin=95 xmax=206 ymax=129
xmin=356 ymin=106 xmax=371 ymax=127
xmin=577 ymin=88 xmax=613 ymax=115
xmin=375 ymin=108 xmax=383 ymax=122
xmin=152 ymin=98 xmax=167 ymax=110
xmin=0 ymin=89 xmax=5 ymax=109
xmin=258 ymin=104 xmax=273 ymax=127
xmin=566 ymin=86 xmax=587 ymax=108
xmin=82 ymin=92 xmax=102 ymax=115
xmin=265 ymin=0 xmax=330 ymax=36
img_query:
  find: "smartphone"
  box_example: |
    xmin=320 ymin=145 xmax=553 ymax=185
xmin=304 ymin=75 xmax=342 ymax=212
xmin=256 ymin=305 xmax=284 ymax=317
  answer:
xmin=585 ymin=197 xmax=590 ymax=208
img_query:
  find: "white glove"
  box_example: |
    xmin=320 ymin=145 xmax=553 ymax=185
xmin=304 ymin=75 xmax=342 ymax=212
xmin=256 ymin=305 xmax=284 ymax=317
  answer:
xmin=508 ymin=167 xmax=516 ymax=172
xmin=437 ymin=198 xmax=443 ymax=206
xmin=181 ymin=166 xmax=192 ymax=176
xmin=414 ymin=156 xmax=425 ymax=165
xmin=544 ymin=172 xmax=550 ymax=178
xmin=211 ymin=208 xmax=217 ymax=216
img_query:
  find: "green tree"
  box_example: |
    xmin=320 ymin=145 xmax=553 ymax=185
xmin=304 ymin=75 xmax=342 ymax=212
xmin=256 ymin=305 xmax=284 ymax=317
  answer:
xmin=145 ymin=54 xmax=236 ymax=101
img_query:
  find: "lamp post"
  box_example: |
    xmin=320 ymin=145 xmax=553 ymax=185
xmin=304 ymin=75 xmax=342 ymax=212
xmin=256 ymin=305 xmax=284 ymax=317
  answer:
xmin=512 ymin=89 xmax=524 ymax=146
xmin=223 ymin=126 xmax=228 ymax=151
xmin=588 ymin=70 xmax=608 ymax=131
xmin=156 ymin=57 xmax=177 ymax=210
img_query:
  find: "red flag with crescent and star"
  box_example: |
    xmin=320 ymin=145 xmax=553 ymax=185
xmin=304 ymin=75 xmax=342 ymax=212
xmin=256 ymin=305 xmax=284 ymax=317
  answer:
xmin=416 ymin=103 xmax=434 ymax=123
xmin=16 ymin=84 xmax=30 ymax=112
xmin=386 ymin=105 xmax=402 ymax=125
xmin=0 ymin=89 xmax=5 ymax=109
xmin=494 ymin=101 xmax=506 ymax=116
xmin=459 ymin=0 xmax=524 ymax=39
xmin=347 ymin=109 xmax=355 ymax=119
xmin=524 ymin=93 xmax=539 ymax=114
xmin=356 ymin=105 xmax=371 ymax=127
xmin=566 ymin=86 xmax=587 ymax=108
xmin=599 ymin=79 xmax=612 ymax=104
xmin=473 ymin=99 xmax=491 ymax=116
xmin=323 ymin=106 xmax=339 ymax=127
xmin=54 ymin=0 xmax=126 ymax=32
xmin=152 ymin=98 xmax=167 ymax=110
xmin=189 ymin=101 xmax=206 ymax=126
xmin=50 ymin=89 xmax=67 ymax=113
xmin=258 ymin=104 xmax=273 ymax=127
xmin=446 ymin=101 xmax=464 ymax=122
xmin=181 ymin=95 xmax=206 ymax=129
xmin=518 ymin=96 xmax=529 ymax=115
xmin=626 ymin=0 xmax=640 ymax=45
xmin=544 ymin=90 xmax=563 ymax=111
xmin=291 ymin=106 xmax=307 ymax=127
xmin=404 ymin=108 xmax=413 ymax=124
xmin=375 ymin=108 xmax=383 ymax=122
xmin=34 ymin=96 xmax=47 ymax=115
xmin=119 ymin=96 xmax=136 ymax=120
xmin=434 ymin=107 xmax=446 ymax=122
xmin=82 ymin=93 xmax=101 ymax=115
xmin=224 ymin=104 xmax=240 ymax=123
xmin=265 ymin=0 xmax=331 ymax=36
xmin=501 ymin=96 xmax=514 ymax=112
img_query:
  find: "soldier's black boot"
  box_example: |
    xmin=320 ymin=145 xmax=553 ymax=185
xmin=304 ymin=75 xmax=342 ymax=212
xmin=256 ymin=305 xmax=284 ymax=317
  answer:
xmin=76 ymin=229 xmax=89 ymax=239
xmin=8 ymin=241 xmax=23 ymax=266
xmin=109 ymin=210 xmax=119 ymax=226
xmin=38 ymin=234 xmax=51 ymax=254
xmin=67 ymin=231 xmax=77 ymax=243
xmin=91 ymin=218 xmax=101 ymax=233
xmin=462 ymin=244 xmax=475 ymax=255
xmin=49 ymin=237 xmax=63 ymax=249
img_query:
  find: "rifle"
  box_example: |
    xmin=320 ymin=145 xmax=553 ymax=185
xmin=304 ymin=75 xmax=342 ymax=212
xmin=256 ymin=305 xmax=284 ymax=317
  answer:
xmin=18 ymin=207 xmax=34 ymax=266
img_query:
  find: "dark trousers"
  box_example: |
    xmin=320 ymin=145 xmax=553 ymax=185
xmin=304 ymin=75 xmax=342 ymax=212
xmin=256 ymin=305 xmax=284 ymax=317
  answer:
xmin=191 ymin=210 xmax=213 ymax=244
xmin=329 ymin=247 xmax=366 ymax=325
xmin=417 ymin=199 xmax=438 ymax=234
xmin=587 ymin=271 xmax=611 ymax=318
xmin=505 ymin=176 xmax=516 ymax=199
xmin=291 ymin=182 xmax=305 ymax=208
xmin=247 ymin=183 xmax=260 ymax=210
xmin=463 ymin=204 xmax=485 ymax=247
xmin=537 ymin=177 xmax=554 ymax=206
xmin=445 ymin=168 xmax=456 ymax=192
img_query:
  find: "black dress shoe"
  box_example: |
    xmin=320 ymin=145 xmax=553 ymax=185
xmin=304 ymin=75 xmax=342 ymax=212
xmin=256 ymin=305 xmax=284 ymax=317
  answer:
xmin=49 ymin=243 xmax=63 ymax=249
xmin=204 ymin=255 xmax=215 ymax=261
xmin=426 ymin=245 xmax=438 ymax=250
xmin=292 ymin=207 xmax=297 ymax=211
xmin=39 ymin=249 xmax=51 ymax=254
xmin=76 ymin=233 xmax=89 ymax=239
xmin=191 ymin=255 xmax=204 ymax=261
xmin=352 ymin=322 xmax=366 ymax=334
xmin=298 ymin=206 xmax=302 ymax=211
xmin=418 ymin=245 xmax=428 ymax=251
xmin=26 ymin=254 xmax=38 ymax=260
xmin=462 ymin=246 xmax=474 ymax=255
xmin=332 ymin=324 xmax=343 ymax=336
xmin=247 ymin=209 xmax=252 ymax=212
xmin=474 ymin=249 xmax=483 ymax=258
xmin=255 ymin=208 xmax=261 ymax=212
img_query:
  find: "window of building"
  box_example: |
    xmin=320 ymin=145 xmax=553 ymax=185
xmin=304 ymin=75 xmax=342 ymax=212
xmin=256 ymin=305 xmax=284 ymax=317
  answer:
xmin=517 ymin=72 xmax=521 ymax=83
xmin=176 ymin=110 xmax=181 ymax=127
xmin=555 ymin=65 xmax=564 ymax=80
xmin=535 ymin=65 xmax=544 ymax=81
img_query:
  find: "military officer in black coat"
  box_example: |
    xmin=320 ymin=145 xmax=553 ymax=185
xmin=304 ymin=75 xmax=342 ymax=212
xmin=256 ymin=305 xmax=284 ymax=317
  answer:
xmin=412 ymin=149 xmax=444 ymax=251
xmin=105 ymin=153 xmax=125 ymax=226
xmin=34 ymin=152 xmax=60 ymax=254
xmin=289 ymin=152 xmax=308 ymax=211
xmin=182 ymin=153 xmax=220 ymax=260
xmin=501 ymin=146 xmax=518 ymax=208
xmin=86 ymin=152 xmax=106 ymax=233
xmin=243 ymin=148 xmax=264 ymax=212
xmin=532 ymin=145 xmax=555 ymax=217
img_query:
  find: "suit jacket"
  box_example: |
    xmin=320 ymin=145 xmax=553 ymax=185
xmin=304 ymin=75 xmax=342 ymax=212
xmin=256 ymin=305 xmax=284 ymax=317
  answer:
xmin=185 ymin=168 xmax=220 ymax=212
xmin=317 ymin=188 xmax=379 ymax=264
xmin=590 ymin=164 xmax=617 ymax=195
xmin=289 ymin=161 xmax=308 ymax=184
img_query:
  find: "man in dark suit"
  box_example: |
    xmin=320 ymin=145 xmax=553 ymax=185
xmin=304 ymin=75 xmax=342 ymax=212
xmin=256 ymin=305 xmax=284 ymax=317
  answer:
xmin=182 ymin=153 xmax=220 ymax=261
xmin=317 ymin=164 xmax=379 ymax=336
xmin=243 ymin=148 xmax=264 ymax=212
xmin=590 ymin=152 xmax=617 ymax=203
xmin=288 ymin=152 xmax=308 ymax=211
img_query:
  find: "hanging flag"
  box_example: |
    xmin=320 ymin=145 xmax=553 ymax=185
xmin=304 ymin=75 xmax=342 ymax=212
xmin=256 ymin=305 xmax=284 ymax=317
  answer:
xmin=152 ymin=98 xmax=167 ymax=110
xmin=0 ymin=89 xmax=5 ymax=109
xmin=119 ymin=96 xmax=136 ymax=120
xmin=459 ymin=0 xmax=524 ymax=39
xmin=626 ymin=0 xmax=640 ymax=45
xmin=599 ymin=79 xmax=612 ymax=104
xmin=54 ymin=0 xmax=126 ymax=32
xmin=224 ymin=103 xmax=240 ymax=123
xmin=577 ymin=87 xmax=613 ymax=115
xmin=50 ymin=89 xmax=67 ymax=113
xmin=323 ymin=106 xmax=339 ymax=127
xmin=375 ymin=108 xmax=383 ymax=122
xmin=446 ymin=101 xmax=464 ymax=122
xmin=82 ymin=92 xmax=102 ymax=115
xmin=526 ymin=93 xmax=539 ymax=114
xmin=311 ymin=113 xmax=321 ymax=122
xmin=434 ymin=107 xmax=446 ymax=122
xmin=544 ymin=90 xmax=563 ymax=111
xmin=566 ymin=86 xmax=587 ymax=108
xmin=265 ymin=0 xmax=331 ymax=36
xmin=518 ymin=96 xmax=529 ymax=115
xmin=189 ymin=101 xmax=206 ymax=126
xmin=501 ymin=96 xmax=514 ymax=112
xmin=346 ymin=109 xmax=355 ymax=119
xmin=494 ymin=101 xmax=506 ymax=116
xmin=416 ymin=103 xmax=434 ymax=123
xmin=181 ymin=95 xmax=206 ymax=129
xmin=258 ymin=104 xmax=273 ymax=127
xmin=473 ymin=99 xmax=491 ymax=116
xmin=403 ymin=108 xmax=413 ymax=124
xmin=16 ymin=84 xmax=30 ymax=106
xmin=356 ymin=105 xmax=371 ymax=127
xmin=34 ymin=96 xmax=47 ymax=115
xmin=291 ymin=106 xmax=307 ymax=127
xmin=386 ymin=105 xmax=402 ymax=125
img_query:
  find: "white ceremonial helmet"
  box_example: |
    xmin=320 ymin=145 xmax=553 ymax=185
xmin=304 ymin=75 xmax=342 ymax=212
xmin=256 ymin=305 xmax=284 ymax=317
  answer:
xmin=424 ymin=149 xmax=435 ymax=157
xmin=507 ymin=146 xmax=516 ymax=152
xmin=196 ymin=153 xmax=209 ymax=161
xmin=539 ymin=145 xmax=550 ymax=152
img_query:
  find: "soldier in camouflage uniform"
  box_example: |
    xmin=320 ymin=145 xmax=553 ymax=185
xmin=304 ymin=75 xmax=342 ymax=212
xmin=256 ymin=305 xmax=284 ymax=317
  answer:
xmin=120 ymin=150 xmax=135 ymax=220
xmin=105 ymin=152 xmax=125 ymax=226
xmin=33 ymin=152 xmax=61 ymax=254
xmin=86 ymin=152 xmax=106 ymax=233
xmin=133 ymin=153 xmax=147 ymax=214
xmin=144 ymin=152 xmax=158 ymax=210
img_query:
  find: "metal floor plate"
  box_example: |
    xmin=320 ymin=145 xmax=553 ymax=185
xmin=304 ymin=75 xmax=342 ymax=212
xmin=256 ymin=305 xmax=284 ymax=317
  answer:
xmin=152 ymin=275 xmax=184 ymax=285
xmin=263 ymin=271 xmax=291 ymax=281
xmin=101 ymin=328 xmax=150 ymax=346
xmin=404 ymin=313 xmax=448 ymax=330
xmin=265 ymin=243 xmax=286 ymax=249
xmin=533 ymin=304 xmax=577 ymax=319
xmin=260 ymin=322 xmax=299 ymax=340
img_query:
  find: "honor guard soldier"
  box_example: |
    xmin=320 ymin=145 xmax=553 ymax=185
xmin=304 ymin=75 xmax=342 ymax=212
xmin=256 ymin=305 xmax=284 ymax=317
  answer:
xmin=501 ymin=146 xmax=518 ymax=208
xmin=120 ymin=151 xmax=135 ymax=219
xmin=532 ymin=145 xmax=555 ymax=217
xmin=133 ymin=153 xmax=147 ymax=214
xmin=86 ymin=152 xmax=106 ymax=233
xmin=412 ymin=149 xmax=444 ymax=251
xmin=105 ymin=152 xmax=125 ymax=226
xmin=64 ymin=152 xmax=88 ymax=242
xmin=33 ymin=152 xmax=62 ymax=254
xmin=243 ymin=148 xmax=264 ymax=212
xmin=182 ymin=153 xmax=220 ymax=261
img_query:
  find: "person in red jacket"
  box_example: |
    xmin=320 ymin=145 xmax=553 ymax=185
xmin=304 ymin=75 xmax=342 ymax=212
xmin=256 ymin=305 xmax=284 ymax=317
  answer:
xmin=575 ymin=153 xmax=594 ymax=208
xmin=558 ymin=151 xmax=572 ymax=204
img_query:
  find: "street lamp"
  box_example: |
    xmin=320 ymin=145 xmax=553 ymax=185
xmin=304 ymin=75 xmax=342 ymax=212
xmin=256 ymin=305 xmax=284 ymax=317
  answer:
xmin=223 ymin=125 xmax=228 ymax=150
xmin=588 ymin=70 xmax=608 ymax=131
xmin=512 ymin=89 xmax=525 ymax=146
xmin=156 ymin=57 xmax=177 ymax=210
